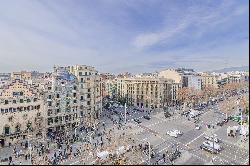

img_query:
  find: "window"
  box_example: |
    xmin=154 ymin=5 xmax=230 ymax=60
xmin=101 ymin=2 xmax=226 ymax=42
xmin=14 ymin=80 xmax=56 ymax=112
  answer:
xmin=13 ymin=100 xmax=16 ymax=104
xmin=88 ymin=89 xmax=91 ymax=92
xmin=87 ymin=94 xmax=91 ymax=98
xmin=79 ymin=72 xmax=82 ymax=76
xmin=57 ymin=94 xmax=60 ymax=98
xmin=81 ymin=78 xmax=84 ymax=83
xmin=73 ymin=93 xmax=76 ymax=97
xmin=87 ymin=101 xmax=90 ymax=105
xmin=48 ymin=101 xmax=52 ymax=106
xmin=4 ymin=100 xmax=8 ymax=104
xmin=80 ymin=96 xmax=84 ymax=101
xmin=48 ymin=95 xmax=52 ymax=99
xmin=85 ymin=72 xmax=87 ymax=76
xmin=47 ymin=109 xmax=52 ymax=116
xmin=20 ymin=99 xmax=23 ymax=103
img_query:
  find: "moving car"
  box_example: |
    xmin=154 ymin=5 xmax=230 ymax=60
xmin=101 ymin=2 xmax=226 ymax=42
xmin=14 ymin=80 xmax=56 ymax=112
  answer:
xmin=166 ymin=130 xmax=183 ymax=138
xmin=189 ymin=110 xmax=201 ymax=118
xmin=166 ymin=131 xmax=178 ymax=138
xmin=173 ymin=130 xmax=183 ymax=135
xmin=195 ymin=125 xmax=201 ymax=130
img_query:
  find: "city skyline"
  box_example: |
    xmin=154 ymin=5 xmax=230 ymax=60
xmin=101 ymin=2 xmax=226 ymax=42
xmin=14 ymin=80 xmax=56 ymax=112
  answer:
xmin=0 ymin=0 xmax=249 ymax=74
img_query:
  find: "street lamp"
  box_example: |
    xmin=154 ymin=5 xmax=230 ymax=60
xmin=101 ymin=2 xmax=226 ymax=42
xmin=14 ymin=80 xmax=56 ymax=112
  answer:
xmin=124 ymin=103 xmax=127 ymax=124
xmin=27 ymin=127 xmax=32 ymax=164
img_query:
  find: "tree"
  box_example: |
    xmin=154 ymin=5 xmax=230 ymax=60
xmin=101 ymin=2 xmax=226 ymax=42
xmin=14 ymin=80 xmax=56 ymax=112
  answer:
xmin=202 ymin=85 xmax=217 ymax=101
xmin=177 ymin=87 xmax=193 ymax=111
xmin=104 ymin=103 xmax=110 ymax=109
xmin=118 ymin=97 xmax=127 ymax=106
xmin=218 ymin=97 xmax=236 ymax=119
xmin=239 ymin=95 xmax=249 ymax=115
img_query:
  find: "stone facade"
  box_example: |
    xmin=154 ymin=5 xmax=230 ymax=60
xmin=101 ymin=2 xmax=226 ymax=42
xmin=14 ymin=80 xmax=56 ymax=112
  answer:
xmin=69 ymin=65 xmax=102 ymax=128
xmin=0 ymin=79 xmax=45 ymax=146
xmin=117 ymin=76 xmax=176 ymax=109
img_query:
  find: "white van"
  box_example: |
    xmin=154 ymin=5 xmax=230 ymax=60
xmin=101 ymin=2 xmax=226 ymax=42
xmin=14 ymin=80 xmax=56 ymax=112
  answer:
xmin=97 ymin=151 xmax=109 ymax=160
xmin=203 ymin=141 xmax=221 ymax=151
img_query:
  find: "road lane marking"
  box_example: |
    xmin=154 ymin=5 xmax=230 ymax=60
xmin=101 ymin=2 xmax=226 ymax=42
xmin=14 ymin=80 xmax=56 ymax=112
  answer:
xmin=185 ymin=133 xmax=205 ymax=146
xmin=244 ymin=158 xmax=249 ymax=165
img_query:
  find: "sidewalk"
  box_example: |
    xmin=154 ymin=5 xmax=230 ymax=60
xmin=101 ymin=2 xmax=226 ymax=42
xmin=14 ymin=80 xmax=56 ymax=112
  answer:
xmin=235 ymin=137 xmax=249 ymax=150
xmin=221 ymin=136 xmax=249 ymax=151
xmin=173 ymin=151 xmax=192 ymax=165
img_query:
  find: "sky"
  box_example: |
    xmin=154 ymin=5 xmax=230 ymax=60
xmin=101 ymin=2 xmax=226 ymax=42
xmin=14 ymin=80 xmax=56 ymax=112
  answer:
xmin=0 ymin=0 xmax=249 ymax=74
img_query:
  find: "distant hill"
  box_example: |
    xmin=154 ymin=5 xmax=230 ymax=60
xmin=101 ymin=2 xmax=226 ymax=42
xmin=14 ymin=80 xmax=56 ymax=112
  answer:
xmin=211 ymin=66 xmax=249 ymax=73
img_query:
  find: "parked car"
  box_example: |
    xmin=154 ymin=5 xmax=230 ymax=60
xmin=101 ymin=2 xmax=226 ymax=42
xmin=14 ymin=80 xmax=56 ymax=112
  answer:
xmin=202 ymin=141 xmax=221 ymax=151
xmin=166 ymin=131 xmax=178 ymax=138
xmin=166 ymin=130 xmax=183 ymax=138
xmin=200 ymin=144 xmax=220 ymax=154
xmin=134 ymin=118 xmax=142 ymax=124
xmin=168 ymin=149 xmax=181 ymax=162
xmin=216 ymin=121 xmax=224 ymax=126
xmin=164 ymin=112 xmax=172 ymax=118
xmin=181 ymin=111 xmax=190 ymax=116
xmin=143 ymin=115 xmax=151 ymax=120
xmin=204 ymin=135 xmax=220 ymax=143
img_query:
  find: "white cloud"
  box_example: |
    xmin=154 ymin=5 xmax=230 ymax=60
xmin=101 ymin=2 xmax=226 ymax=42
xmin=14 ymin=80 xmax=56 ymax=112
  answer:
xmin=131 ymin=0 xmax=248 ymax=50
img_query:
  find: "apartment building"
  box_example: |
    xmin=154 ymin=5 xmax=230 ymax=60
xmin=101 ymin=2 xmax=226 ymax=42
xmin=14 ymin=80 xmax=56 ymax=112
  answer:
xmin=11 ymin=71 xmax=32 ymax=80
xmin=158 ymin=69 xmax=182 ymax=104
xmin=101 ymin=73 xmax=116 ymax=98
xmin=69 ymin=65 xmax=102 ymax=128
xmin=117 ymin=75 xmax=175 ymax=109
xmin=158 ymin=69 xmax=182 ymax=84
xmin=182 ymin=74 xmax=202 ymax=90
xmin=45 ymin=66 xmax=80 ymax=133
xmin=0 ymin=79 xmax=45 ymax=146
xmin=200 ymin=73 xmax=219 ymax=89
xmin=0 ymin=73 xmax=11 ymax=88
